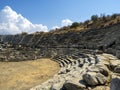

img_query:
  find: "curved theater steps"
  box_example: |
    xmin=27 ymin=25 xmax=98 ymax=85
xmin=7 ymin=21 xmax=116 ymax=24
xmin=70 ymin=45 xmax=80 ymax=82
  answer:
xmin=30 ymin=50 xmax=120 ymax=90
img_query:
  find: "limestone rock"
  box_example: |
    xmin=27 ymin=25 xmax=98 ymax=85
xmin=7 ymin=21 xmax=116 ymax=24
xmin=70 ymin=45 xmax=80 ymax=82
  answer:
xmin=110 ymin=78 xmax=120 ymax=90
xmin=116 ymin=50 xmax=120 ymax=59
xmin=87 ymin=64 xmax=109 ymax=77
xmin=96 ymin=64 xmax=109 ymax=77
xmin=110 ymin=60 xmax=120 ymax=71
xmin=51 ymin=81 xmax=64 ymax=90
xmin=83 ymin=72 xmax=107 ymax=86
xmin=61 ymin=82 xmax=85 ymax=90
xmin=114 ymin=66 xmax=120 ymax=73
xmin=110 ymin=60 xmax=120 ymax=66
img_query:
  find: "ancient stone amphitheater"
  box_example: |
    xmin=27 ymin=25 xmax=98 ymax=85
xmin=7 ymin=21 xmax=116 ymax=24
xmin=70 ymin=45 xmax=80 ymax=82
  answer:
xmin=1 ymin=23 xmax=120 ymax=90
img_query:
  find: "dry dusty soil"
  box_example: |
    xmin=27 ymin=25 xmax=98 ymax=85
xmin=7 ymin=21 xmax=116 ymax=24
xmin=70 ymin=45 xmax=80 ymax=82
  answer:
xmin=0 ymin=58 xmax=60 ymax=90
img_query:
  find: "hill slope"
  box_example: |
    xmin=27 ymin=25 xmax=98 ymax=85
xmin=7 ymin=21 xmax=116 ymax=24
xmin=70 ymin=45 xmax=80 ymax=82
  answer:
xmin=1 ymin=14 xmax=120 ymax=58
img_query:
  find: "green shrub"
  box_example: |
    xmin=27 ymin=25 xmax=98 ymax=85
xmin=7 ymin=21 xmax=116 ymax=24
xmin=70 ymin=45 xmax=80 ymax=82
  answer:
xmin=70 ymin=22 xmax=79 ymax=28
xmin=91 ymin=15 xmax=98 ymax=21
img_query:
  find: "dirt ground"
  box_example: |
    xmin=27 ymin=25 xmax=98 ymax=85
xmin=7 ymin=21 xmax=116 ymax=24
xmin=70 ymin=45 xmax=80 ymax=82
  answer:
xmin=0 ymin=58 xmax=60 ymax=90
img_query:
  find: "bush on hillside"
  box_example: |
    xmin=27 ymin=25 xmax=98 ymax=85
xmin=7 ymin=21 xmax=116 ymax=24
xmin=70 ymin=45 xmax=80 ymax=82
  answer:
xmin=91 ymin=15 xmax=98 ymax=21
xmin=70 ymin=22 xmax=80 ymax=28
xmin=111 ymin=14 xmax=118 ymax=19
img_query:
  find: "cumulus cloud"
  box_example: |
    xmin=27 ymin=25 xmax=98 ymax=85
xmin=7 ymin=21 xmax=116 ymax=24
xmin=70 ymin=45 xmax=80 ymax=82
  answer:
xmin=52 ymin=26 xmax=60 ymax=30
xmin=51 ymin=19 xmax=73 ymax=30
xmin=61 ymin=19 xmax=73 ymax=26
xmin=0 ymin=6 xmax=48 ymax=35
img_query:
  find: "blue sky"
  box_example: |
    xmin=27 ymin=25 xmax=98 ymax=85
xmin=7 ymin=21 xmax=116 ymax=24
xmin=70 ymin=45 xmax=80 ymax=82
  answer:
xmin=0 ymin=0 xmax=120 ymax=34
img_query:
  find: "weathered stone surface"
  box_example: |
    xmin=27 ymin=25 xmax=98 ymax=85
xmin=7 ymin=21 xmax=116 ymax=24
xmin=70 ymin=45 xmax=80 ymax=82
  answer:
xmin=96 ymin=64 xmax=109 ymax=77
xmin=51 ymin=81 xmax=64 ymax=90
xmin=114 ymin=66 xmax=120 ymax=73
xmin=83 ymin=72 xmax=107 ymax=86
xmin=91 ymin=86 xmax=110 ymax=90
xmin=61 ymin=82 xmax=85 ymax=90
xmin=116 ymin=50 xmax=120 ymax=59
xmin=109 ymin=60 xmax=120 ymax=71
xmin=110 ymin=78 xmax=120 ymax=90
xmin=87 ymin=64 xmax=109 ymax=77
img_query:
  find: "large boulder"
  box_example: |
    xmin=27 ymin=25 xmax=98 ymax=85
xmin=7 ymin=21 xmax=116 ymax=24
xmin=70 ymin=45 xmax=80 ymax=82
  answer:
xmin=110 ymin=78 xmax=120 ymax=90
xmin=110 ymin=60 xmax=120 ymax=71
xmin=96 ymin=64 xmax=109 ymax=77
xmin=83 ymin=72 xmax=107 ymax=86
xmin=87 ymin=64 xmax=109 ymax=77
xmin=61 ymin=82 xmax=85 ymax=90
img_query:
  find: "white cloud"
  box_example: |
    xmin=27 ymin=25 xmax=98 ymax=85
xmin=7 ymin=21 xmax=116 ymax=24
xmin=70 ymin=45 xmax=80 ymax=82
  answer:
xmin=52 ymin=26 xmax=60 ymax=30
xmin=0 ymin=6 xmax=48 ymax=35
xmin=51 ymin=19 xmax=73 ymax=30
xmin=61 ymin=19 xmax=73 ymax=26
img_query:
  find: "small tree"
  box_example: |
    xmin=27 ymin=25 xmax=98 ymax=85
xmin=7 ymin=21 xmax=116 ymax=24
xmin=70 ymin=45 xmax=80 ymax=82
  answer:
xmin=70 ymin=22 xmax=79 ymax=28
xmin=84 ymin=20 xmax=90 ymax=24
xmin=111 ymin=14 xmax=118 ymax=19
xmin=100 ymin=14 xmax=106 ymax=20
xmin=91 ymin=15 xmax=98 ymax=21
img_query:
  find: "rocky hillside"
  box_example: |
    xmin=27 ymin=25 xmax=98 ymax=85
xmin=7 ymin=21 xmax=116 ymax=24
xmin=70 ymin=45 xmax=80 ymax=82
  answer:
xmin=1 ymin=18 xmax=120 ymax=59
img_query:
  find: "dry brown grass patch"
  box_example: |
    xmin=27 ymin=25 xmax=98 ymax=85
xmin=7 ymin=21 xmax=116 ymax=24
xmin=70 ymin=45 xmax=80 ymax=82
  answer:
xmin=0 ymin=58 xmax=60 ymax=90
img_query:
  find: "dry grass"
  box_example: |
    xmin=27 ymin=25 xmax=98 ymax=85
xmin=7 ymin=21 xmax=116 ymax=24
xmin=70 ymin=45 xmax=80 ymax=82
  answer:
xmin=0 ymin=58 xmax=60 ymax=90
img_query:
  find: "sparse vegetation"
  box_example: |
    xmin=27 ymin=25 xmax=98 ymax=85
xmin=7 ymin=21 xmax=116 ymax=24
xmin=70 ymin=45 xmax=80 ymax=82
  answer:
xmin=49 ymin=13 xmax=120 ymax=34
xmin=111 ymin=14 xmax=118 ymax=19
xmin=70 ymin=22 xmax=80 ymax=28
xmin=91 ymin=15 xmax=99 ymax=21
